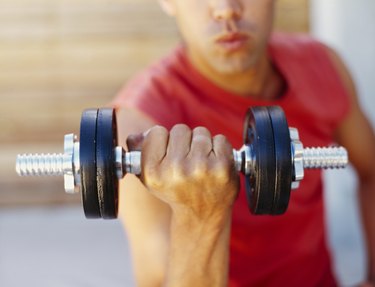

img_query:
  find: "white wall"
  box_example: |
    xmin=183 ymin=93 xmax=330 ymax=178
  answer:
xmin=311 ymin=1 xmax=375 ymax=286
xmin=311 ymin=0 xmax=375 ymax=122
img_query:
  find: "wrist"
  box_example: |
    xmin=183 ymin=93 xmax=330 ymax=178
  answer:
xmin=171 ymin=204 xmax=233 ymax=230
xmin=166 ymin=207 xmax=232 ymax=287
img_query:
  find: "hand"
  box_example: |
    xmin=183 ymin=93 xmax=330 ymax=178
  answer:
xmin=127 ymin=124 xmax=239 ymax=220
xmin=358 ymin=282 xmax=375 ymax=287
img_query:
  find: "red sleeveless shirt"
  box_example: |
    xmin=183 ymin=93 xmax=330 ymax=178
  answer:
xmin=112 ymin=34 xmax=350 ymax=287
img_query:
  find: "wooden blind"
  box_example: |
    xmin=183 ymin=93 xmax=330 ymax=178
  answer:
xmin=0 ymin=0 xmax=309 ymax=206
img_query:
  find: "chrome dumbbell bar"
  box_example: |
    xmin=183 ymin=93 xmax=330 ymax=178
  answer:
xmin=16 ymin=129 xmax=348 ymax=194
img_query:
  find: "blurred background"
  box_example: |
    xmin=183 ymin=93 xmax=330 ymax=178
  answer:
xmin=0 ymin=0 xmax=373 ymax=286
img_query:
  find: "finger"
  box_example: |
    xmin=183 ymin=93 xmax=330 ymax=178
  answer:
xmin=142 ymin=125 xmax=169 ymax=166
xmin=189 ymin=127 xmax=213 ymax=157
xmin=212 ymin=134 xmax=233 ymax=160
xmin=212 ymin=135 xmax=238 ymax=185
xmin=126 ymin=128 xmax=152 ymax=151
xmin=166 ymin=124 xmax=192 ymax=160
xmin=126 ymin=133 xmax=144 ymax=151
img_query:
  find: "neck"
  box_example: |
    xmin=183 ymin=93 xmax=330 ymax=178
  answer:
xmin=188 ymin=51 xmax=286 ymax=100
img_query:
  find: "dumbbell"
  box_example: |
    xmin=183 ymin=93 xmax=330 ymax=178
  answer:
xmin=16 ymin=106 xmax=348 ymax=219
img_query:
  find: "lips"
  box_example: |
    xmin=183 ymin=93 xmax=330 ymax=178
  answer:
xmin=215 ymin=32 xmax=249 ymax=52
xmin=216 ymin=32 xmax=248 ymax=43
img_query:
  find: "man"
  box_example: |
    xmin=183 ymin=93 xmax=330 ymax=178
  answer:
xmin=111 ymin=0 xmax=375 ymax=286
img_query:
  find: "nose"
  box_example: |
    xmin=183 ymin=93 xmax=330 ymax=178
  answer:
xmin=211 ymin=0 xmax=243 ymax=21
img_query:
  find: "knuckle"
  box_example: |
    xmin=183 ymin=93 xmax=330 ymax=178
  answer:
xmin=191 ymin=127 xmax=212 ymax=147
xmin=213 ymin=159 xmax=234 ymax=182
xmin=156 ymin=159 xmax=187 ymax=186
xmin=192 ymin=134 xmax=210 ymax=145
xmin=143 ymin=166 xmax=162 ymax=189
xmin=213 ymin=134 xmax=231 ymax=146
xmin=171 ymin=123 xmax=190 ymax=133
xmin=144 ymin=126 xmax=168 ymax=148
xmin=193 ymin=126 xmax=210 ymax=134
xmin=182 ymin=156 xmax=208 ymax=180
xmin=168 ymin=159 xmax=186 ymax=177
xmin=213 ymin=134 xmax=233 ymax=154
xmin=191 ymin=162 xmax=209 ymax=178
xmin=150 ymin=125 xmax=168 ymax=136
xmin=213 ymin=134 xmax=226 ymax=141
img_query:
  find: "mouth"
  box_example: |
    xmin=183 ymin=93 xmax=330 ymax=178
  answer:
xmin=214 ymin=32 xmax=250 ymax=52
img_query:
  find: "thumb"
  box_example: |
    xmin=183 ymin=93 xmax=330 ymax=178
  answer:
xmin=126 ymin=129 xmax=150 ymax=151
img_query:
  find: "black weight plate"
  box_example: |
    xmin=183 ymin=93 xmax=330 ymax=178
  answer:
xmin=243 ymin=106 xmax=276 ymax=214
xmin=80 ymin=109 xmax=101 ymax=218
xmin=267 ymin=106 xmax=292 ymax=215
xmin=96 ymin=108 xmax=119 ymax=219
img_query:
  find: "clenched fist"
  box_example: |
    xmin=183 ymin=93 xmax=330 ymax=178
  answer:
xmin=127 ymin=124 xmax=240 ymax=220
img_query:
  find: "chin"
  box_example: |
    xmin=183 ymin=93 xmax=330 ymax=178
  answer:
xmin=208 ymin=55 xmax=256 ymax=75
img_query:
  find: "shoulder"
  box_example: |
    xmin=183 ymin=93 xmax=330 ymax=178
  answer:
xmin=111 ymin=46 xmax=185 ymax=109
xmin=269 ymin=33 xmax=352 ymax=97
xmin=270 ymin=32 xmax=354 ymax=97
xmin=321 ymin=45 xmax=357 ymax=103
xmin=269 ymin=33 xmax=328 ymax=60
xmin=111 ymin=46 xmax=188 ymax=128
xmin=117 ymin=46 xmax=186 ymax=100
xmin=270 ymin=33 xmax=353 ymax=137
xmin=270 ymin=33 xmax=354 ymax=86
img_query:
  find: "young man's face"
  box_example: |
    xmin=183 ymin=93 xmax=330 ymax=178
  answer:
xmin=160 ymin=0 xmax=275 ymax=74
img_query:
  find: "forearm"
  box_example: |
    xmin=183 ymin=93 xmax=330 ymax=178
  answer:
xmin=359 ymin=178 xmax=375 ymax=281
xmin=129 ymin=124 xmax=239 ymax=286
xmin=164 ymin=208 xmax=232 ymax=287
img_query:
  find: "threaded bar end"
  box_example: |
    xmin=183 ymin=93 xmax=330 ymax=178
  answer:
xmin=303 ymin=147 xmax=348 ymax=169
xmin=16 ymin=153 xmax=65 ymax=176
